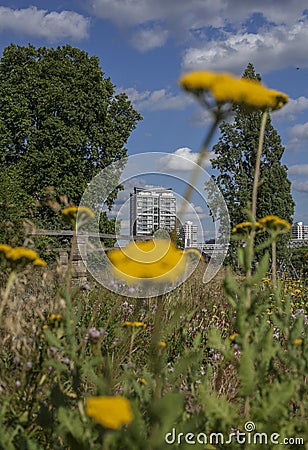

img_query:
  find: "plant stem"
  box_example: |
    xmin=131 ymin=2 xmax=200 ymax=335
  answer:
xmin=251 ymin=110 xmax=268 ymax=222
xmin=150 ymin=295 xmax=165 ymax=398
xmin=246 ymin=110 xmax=268 ymax=309
xmin=66 ymin=230 xmax=77 ymax=292
xmin=0 ymin=270 xmax=16 ymax=319
xmin=178 ymin=116 xmax=220 ymax=223
xmin=272 ymin=239 xmax=277 ymax=287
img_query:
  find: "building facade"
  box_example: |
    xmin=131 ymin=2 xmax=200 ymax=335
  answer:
xmin=180 ymin=221 xmax=198 ymax=247
xmin=292 ymin=221 xmax=308 ymax=240
xmin=130 ymin=187 xmax=176 ymax=236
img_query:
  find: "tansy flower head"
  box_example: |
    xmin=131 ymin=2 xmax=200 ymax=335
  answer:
xmin=108 ymin=239 xmax=187 ymax=284
xmin=229 ymin=333 xmax=239 ymax=341
xmin=1 ymin=246 xmax=46 ymax=269
xmin=33 ymin=258 xmax=47 ymax=267
xmin=85 ymin=396 xmax=133 ymax=429
xmin=179 ymin=71 xmax=288 ymax=112
xmin=0 ymin=244 xmax=11 ymax=256
xmin=293 ymin=338 xmax=303 ymax=345
xmin=123 ymin=321 xmax=146 ymax=329
xmin=258 ymin=216 xmax=291 ymax=234
xmin=48 ymin=314 xmax=62 ymax=321
xmin=232 ymin=221 xmax=264 ymax=236
xmin=61 ymin=206 xmax=95 ymax=228
xmin=158 ymin=341 xmax=167 ymax=348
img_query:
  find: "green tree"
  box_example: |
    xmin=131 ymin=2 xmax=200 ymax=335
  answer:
xmin=209 ymin=63 xmax=294 ymax=266
xmin=0 ymin=43 xmax=142 ymax=235
xmin=0 ymin=168 xmax=35 ymax=245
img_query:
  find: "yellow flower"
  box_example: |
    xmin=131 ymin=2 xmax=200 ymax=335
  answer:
xmin=85 ymin=396 xmax=133 ymax=429
xmin=179 ymin=71 xmax=288 ymax=111
xmin=2 ymin=246 xmax=47 ymax=269
xmin=229 ymin=333 xmax=239 ymax=341
xmin=61 ymin=206 xmax=95 ymax=227
xmin=137 ymin=378 xmax=147 ymax=385
xmin=0 ymin=244 xmax=11 ymax=256
xmin=123 ymin=321 xmax=146 ymax=328
xmin=258 ymin=216 xmax=291 ymax=234
xmin=108 ymin=239 xmax=187 ymax=283
xmin=293 ymin=339 xmax=303 ymax=345
xmin=33 ymin=258 xmax=47 ymax=267
xmin=158 ymin=341 xmax=167 ymax=348
xmin=232 ymin=221 xmax=264 ymax=235
xmin=48 ymin=314 xmax=62 ymax=321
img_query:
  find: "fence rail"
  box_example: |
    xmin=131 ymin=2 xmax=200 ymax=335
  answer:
xmin=29 ymin=230 xmax=152 ymax=240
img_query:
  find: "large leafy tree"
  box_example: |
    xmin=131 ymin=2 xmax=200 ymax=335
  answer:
xmin=210 ymin=63 xmax=294 ymax=265
xmin=0 ymin=43 xmax=142 ymax=235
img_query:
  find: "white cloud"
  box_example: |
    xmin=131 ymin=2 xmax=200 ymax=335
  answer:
xmin=89 ymin=0 xmax=307 ymax=29
xmin=129 ymin=25 xmax=168 ymax=51
xmin=292 ymin=181 xmax=308 ymax=192
xmin=159 ymin=147 xmax=215 ymax=172
xmin=89 ymin=0 xmax=308 ymax=65
xmin=287 ymin=122 xmax=308 ymax=150
xmin=288 ymin=164 xmax=308 ymax=175
xmin=182 ymin=19 xmax=308 ymax=74
xmin=274 ymin=96 xmax=308 ymax=121
xmin=116 ymin=86 xmax=192 ymax=111
xmin=0 ymin=6 xmax=89 ymax=40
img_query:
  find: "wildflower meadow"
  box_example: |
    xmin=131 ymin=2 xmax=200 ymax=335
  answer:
xmin=0 ymin=68 xmax=307 ymax=450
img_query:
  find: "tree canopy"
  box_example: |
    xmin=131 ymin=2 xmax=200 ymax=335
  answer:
xmin=0 ymin=43 xmax=142 ymax=239
xmin=209 ymin=63 xmax=294 ymax=265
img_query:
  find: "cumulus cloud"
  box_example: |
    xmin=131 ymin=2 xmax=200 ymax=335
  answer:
xmin=0 ymin=6 xmax=89 ymax=40
xmin=274 ymin=96 xmax=308 ymax=121
xmin=288 ymin=164 xmax=308 ymax=175
xmin=159 ymin=147 xmax=215 ymax=172
xmin=129 ymin=25 xmax=168 ymax=51
xmin=89 ymin=0 xmax=307 ymax=28
xmin=292 ymin=181 xmax=308 ymax=192
xmin=287 ymin=122 xmax=308 ymax=150
xmin=88 ymin=0 xmax=308 ymax=64
xmin=182 ymin=19 xmax=308 ymax=74
xmin=116 ymin=86 xmax=193 ymax=111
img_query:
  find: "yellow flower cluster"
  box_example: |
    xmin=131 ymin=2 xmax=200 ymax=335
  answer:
xmin=123 ymin=321 xmax=146 ymax=328
xmin=259 ymin=215 xmax=291 ymax=234
xmin=232 ymin=216 xmax=291 ymax=237
xmin=179 ymin=71 xmax=288 ymax=111
xmin=0 ymin=244 xmax=46 ymax=268
xmin=85 ymin=396 xmax=133 ymax=429
xmin=61 ymin=206 xmax=95 ymax=227
xmin=108 ymin=239 xmax=186 ymax=283
xmin=48 ymin=314 xmax=62 ymax=321
xmin=232 ymin=221 xmax=264 ymax=235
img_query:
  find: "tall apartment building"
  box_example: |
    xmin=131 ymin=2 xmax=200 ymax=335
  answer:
xmin=292 ymin=221 xmax=308 ymax=240
xmin=180 ymin=221 xmax=198 ymax=247
xmin=130 ymin=187 xmax=176 ymax=236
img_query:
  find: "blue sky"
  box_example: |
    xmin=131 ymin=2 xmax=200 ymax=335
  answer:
xmin=0 ymin=1 xmax=307 ymax=239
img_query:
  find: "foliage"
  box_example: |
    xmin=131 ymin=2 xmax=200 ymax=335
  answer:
xmin=208 ymin=63 xmax=294 ymax=266
xmin=289 ymin=245 xmax=308 ymax=279
xmin=0 ymin=168 xmax=35 ymax=246
xmin=0 ymin=43 xmax=142 ymax=234
xmin=0 ymin=236 xmax=307 ymax=449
